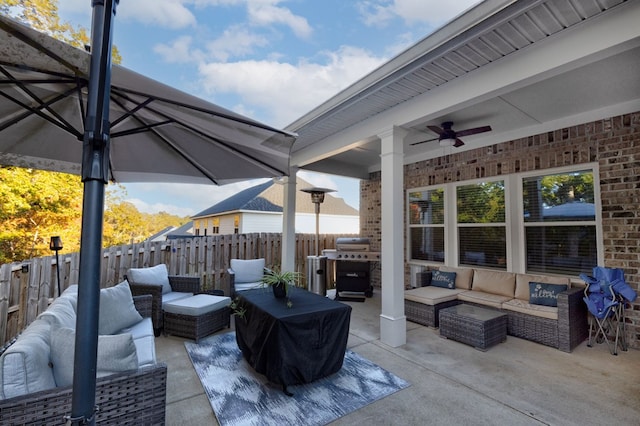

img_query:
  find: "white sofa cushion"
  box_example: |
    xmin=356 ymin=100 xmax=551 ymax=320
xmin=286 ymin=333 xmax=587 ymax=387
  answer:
xmin=0 ymin=319 xmax=56 ymax=399
xmin=405 ymin=286 xmax=466 ymax=305
xmin=231 ymin=258 xmax=265 ymax=283
xmin=457 ymin=290 xmax=512 ymax=309
xmin=38 ymin=296 xmax=76 ymax=329
xmin=50 ymin=327 xmax=138 ymax=387
xmin=502 ymin=298 xmax=558 ymax=320
xmin=120 ymin=317 xmax=156 ymax=366
xmin=128 ymin=264 xmax=172 ymax=294
xmin=439 ymin=266 xmax=473 ymax=290
xmin=99 ymin=281 xmax=143 ymax=335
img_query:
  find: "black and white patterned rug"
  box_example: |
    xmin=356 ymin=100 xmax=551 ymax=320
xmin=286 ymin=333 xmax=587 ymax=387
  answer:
xmin=185 ymin=332 xmax=410 ymax=426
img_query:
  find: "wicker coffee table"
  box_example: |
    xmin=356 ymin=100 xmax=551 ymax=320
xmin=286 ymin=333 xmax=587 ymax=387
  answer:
xmin=439 ymin=304 xmax=507 ymax=351
xmin=163 ymin=294 xmax=231 ymax=342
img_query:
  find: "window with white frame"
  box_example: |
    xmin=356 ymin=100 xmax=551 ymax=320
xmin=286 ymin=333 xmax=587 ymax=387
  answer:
xmin=522 ymin=169 xmax=597 ymax=275
xmin=456 ymin=180 xmax=506 ymax=269
xmin=408 ymin=188 xmax=445 ymax=262
xmin=408 ymin=165 xmax=600 ymax=276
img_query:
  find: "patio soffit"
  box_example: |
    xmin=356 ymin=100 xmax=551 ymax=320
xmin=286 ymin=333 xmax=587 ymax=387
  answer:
xmin=287 ymin=0 xmax=640 ymax=178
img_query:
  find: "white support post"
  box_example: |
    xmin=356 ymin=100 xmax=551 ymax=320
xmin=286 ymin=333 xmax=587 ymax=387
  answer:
xmin=379 ymin=126 xmax=407 ymax=347
xmin=281 ymin=168 xmax=297 ymax=273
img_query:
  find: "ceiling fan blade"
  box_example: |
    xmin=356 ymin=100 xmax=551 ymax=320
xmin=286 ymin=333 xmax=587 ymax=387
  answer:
xmin=410 ymin=136 xmax=439 ymax=146
xmin=453 ymin=138 xmax=465 ymax=148
xmin=455 ymin=125 xmax=492 ymax=138
xmin=426 ymin=125 xmax=444 ymax=135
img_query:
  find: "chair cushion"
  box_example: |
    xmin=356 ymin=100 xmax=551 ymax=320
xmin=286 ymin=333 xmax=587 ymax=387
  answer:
xmin=128 ymin=264 xmax=172 ymax=294
xmin=99 ymin=281 xmax=143 ymax=335
xmin=431 ymin=270 xmax=457 ymax=289
xmin=234 ymin=282 xmax=262 ymax=292
xmin=161 ymin=291 xmax=193 ymax=308
xmin=528 ymin=282 xmax=568 ymax=307
xmin=231 ymin=258 xmax=265 ymax=283
xmin=50 ymin=327 xmax=138 ymax=387
xmin=163 ymin=294 xmax=231 ymax=316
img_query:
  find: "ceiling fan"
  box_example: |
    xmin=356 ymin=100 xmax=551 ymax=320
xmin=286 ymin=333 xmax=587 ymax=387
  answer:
xmin=411 ymin=121 xmax=492 ymax=147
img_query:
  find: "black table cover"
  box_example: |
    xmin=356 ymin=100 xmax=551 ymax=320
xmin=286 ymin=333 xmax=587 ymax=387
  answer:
xmin=234 ymin=287 xmax=352 ymax=387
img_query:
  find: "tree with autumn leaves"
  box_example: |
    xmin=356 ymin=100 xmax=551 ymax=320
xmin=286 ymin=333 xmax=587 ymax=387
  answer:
xmin=0 ymin=1 xmax=187 ymax=264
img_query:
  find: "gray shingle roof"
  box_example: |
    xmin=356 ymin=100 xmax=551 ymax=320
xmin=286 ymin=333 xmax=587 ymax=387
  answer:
xmin=192 ymin=177 xmax=358 ymax=219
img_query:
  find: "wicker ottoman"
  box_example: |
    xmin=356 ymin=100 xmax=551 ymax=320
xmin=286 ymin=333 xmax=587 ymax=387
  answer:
xmin=439 ymin=304 xmax=507 ymax=351
xmin=163 ymin=294 xmax=231 ymax=342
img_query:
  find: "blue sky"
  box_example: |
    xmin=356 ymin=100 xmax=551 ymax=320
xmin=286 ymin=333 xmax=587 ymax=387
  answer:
xmin=57 ymin=0 xmax=480 ymax=217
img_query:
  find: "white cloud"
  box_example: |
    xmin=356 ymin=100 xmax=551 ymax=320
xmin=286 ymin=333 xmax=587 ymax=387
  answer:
xmin=357 ymin=1 xmax=397 ymax=27
xmin=198 ymin=45 xmax=386 ymax=127
xmin=358 ymin=0 xmax=481 ymax=27
xmin=154 ymin=36 xmax=203 ymax=64
xmin=247 ymin=1 xmax=313 ymax=39
xmin=127 ymin=198 xmax=196 ymax=217
xmin=117 ymin=0 xmax=197 ymax=29
xmin=205 ymin=25 xmax=270 ymax=61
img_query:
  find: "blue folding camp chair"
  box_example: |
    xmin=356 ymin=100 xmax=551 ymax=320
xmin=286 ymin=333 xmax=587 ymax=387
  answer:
xmin=580 ymin=267 xmax=637 ymax=355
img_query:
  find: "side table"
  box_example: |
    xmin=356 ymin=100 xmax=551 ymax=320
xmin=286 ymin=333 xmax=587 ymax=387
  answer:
xmin=439 ymin=304 xmax=507 ymax=351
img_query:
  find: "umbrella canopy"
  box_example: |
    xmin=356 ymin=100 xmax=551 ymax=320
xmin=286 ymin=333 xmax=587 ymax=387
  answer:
xmin=0 ymin=6 xmax=295 ymax=425
xmin=0 ymin=14 xmax=295 ymax=185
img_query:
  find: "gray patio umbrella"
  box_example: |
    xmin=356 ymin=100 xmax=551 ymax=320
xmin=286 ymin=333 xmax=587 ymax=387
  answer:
xmin=0 ymin=3 xmax=295 ymax=424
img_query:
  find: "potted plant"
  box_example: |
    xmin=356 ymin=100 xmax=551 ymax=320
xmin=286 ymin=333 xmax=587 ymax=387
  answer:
xmin=260 ymin=268 xmax=302 ymax=305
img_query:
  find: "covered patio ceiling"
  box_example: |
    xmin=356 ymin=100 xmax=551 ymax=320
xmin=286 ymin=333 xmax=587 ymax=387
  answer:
xmin=287 ymin=0 xmax=640 ymax=179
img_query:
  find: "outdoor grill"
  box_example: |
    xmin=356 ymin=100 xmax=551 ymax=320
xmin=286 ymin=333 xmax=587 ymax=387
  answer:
xmin=323 ymin=238 xmax=380 ymax=299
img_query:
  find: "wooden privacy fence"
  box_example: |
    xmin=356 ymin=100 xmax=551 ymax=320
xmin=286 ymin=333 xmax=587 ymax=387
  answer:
xmin=0 ymin=232 xmax=353 ymax=346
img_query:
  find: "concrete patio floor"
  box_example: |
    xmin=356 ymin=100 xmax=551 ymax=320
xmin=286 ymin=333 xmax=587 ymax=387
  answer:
xmin=156 ymin=291 xmax=640 ymax=425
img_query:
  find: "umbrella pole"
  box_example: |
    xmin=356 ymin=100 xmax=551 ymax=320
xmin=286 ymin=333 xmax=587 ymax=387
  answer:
xmin=69 ymin=1 xmax=118 ymax=425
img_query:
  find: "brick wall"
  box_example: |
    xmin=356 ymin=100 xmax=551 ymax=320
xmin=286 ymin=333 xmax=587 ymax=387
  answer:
xmin=360 ymin=111 xmax=640 ymax=349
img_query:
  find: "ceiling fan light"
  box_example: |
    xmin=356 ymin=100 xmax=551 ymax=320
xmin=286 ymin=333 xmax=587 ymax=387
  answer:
xmin=439 ymin=138 xmax=456 ymax=147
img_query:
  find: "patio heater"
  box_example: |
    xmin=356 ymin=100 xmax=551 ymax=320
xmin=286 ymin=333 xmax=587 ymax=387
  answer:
xmin=50 ymin=236 xmax=63 ymax=297
xmin=301 ymin=187 xmax=335 ymax=296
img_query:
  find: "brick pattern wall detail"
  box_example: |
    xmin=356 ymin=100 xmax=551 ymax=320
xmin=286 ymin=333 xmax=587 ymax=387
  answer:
xmin=360 ymin=112 xmax=640 ymax=349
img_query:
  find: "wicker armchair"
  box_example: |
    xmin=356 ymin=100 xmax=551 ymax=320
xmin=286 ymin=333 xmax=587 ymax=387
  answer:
xmin=127 ymin=267 xmax=201 ymax=336
xmin=0 ymin=295 xmax=167 ymax=425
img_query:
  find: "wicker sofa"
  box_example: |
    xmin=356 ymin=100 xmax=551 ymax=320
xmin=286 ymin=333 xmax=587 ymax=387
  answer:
xmin=405 ymin=266 xmax=588 ymax=352
xmin=0 ymin=283 xmax=167 ymax=424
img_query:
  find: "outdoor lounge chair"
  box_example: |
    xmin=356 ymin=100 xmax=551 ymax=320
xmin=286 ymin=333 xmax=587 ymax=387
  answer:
xmin=127 ymin=264 xmax=201 ymax=336
xmin=227 ymin=258 xmax=267 ymax=296
xmin=581 ymin=267 xmax=637 ymax=355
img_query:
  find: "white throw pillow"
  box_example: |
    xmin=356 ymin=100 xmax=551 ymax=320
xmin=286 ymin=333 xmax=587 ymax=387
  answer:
xmin=99 ymin=281 xmax=143 ymax=335
xmin=128 ymin=264 xmax=172 ymax=294
xmin=230 ymin=258 xmax=265 ymax=283
xmin=50 ymin=327 xmax=138 ymax=387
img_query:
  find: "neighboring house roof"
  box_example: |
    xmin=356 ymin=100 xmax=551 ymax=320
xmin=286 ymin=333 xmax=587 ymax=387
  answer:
xmin=165 ymin=221 xmax=194 ymax=239
xmin=145 ymin=226 xmax=176 ymax=242
xmin=192 ymin=177 xmax=358 ymax=219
